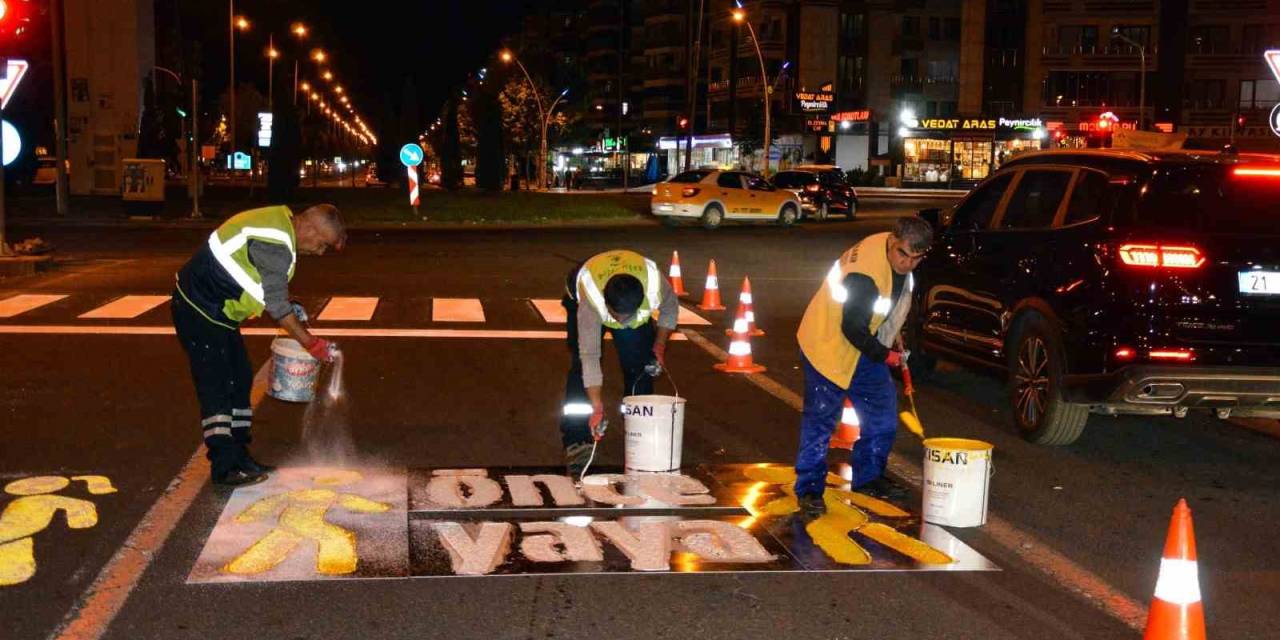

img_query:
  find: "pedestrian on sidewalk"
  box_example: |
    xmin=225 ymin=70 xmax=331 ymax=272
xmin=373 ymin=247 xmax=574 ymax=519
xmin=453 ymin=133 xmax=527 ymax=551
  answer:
xmin=559 ymin=250 xmax=679 ymax=476
xmin=792 ymin=217 xmax=932 ymax=514
xmin=171 ymin=204 xmax=346 ymax=487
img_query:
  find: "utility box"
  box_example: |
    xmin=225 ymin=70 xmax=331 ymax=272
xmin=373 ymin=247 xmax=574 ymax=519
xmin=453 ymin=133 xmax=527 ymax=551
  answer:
xmin=121 ymin=158 xmax=165 ymax=202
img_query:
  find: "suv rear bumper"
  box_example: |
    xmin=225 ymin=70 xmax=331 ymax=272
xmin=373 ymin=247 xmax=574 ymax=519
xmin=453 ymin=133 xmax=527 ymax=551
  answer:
xmin=1065 ymin=365 xmax=1280 ymax=417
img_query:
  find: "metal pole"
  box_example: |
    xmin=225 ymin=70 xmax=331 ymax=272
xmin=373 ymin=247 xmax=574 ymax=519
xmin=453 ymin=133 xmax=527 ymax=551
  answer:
xmin=51 ymin=0 xmax=70 ymax=215
xmin=685 ymin=0 xmax=705 ymax=172
xmin=228 ymin=0 xmax=236 ymax=179
xmin=191 ymin=79 xmax=201 ymax=218
xmin=268 ymin=33 xmax=274 ymax=112
xmin=293 ymin=59 xmax=299 ymax=106
xmin=1138 ymin=46 xmax=1146 ymax=130
xmin=744 ymin=20 xmax=770 ymax=176
xmin=510 ymin=56 xmax=546 ymax=189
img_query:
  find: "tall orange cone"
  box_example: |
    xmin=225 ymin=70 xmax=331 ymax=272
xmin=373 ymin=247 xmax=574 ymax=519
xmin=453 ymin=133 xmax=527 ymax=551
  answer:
xmin=698 ymin=259 xmax=726 ymax=311
xmin=829 ymin=398 xmax=861 ymax=450
xmin=668 ymin=251 xmax=688 ymax=297
xmin=726 ymin=276 xmax=764 ymax=336
xmin=714 ymin=304 xmax=766 ymax=374
xmin=1144 ymin=499 xmax=1205 ymax=640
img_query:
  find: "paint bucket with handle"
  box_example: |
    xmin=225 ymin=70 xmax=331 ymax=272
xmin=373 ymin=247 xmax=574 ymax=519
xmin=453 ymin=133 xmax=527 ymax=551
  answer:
xmin=622 ymin=364 xmax=685 ymax=473
xmin=921 ymin=437 xmax=994 ymax=527
xmin=268 ymin=338 xmax=320 ymax=402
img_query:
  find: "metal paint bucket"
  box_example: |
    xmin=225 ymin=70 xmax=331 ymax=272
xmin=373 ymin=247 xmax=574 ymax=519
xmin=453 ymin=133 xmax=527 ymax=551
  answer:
xmin=922 ymin=437 xmax=993 ymax=528
xmin=268 ymin=338 xmax=319 ymax=402
xmin=621 ymin=395 xmax=686 ymax=472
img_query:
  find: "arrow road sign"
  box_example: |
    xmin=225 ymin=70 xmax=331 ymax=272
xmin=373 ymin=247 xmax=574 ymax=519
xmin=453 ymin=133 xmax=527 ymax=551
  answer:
xmin=0 ymin=59 xmax=29 ymax=110
xmin=399 ymin=143 xmax=423 ymax=168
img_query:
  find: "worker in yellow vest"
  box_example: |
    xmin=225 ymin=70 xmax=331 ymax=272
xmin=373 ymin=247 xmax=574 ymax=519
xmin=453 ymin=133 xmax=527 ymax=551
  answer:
xmin=793 ymin=217 xmax=932 ymax=514
xmin=560 ymin=250 xmax=679 ymax=475
xmin=172 ymin=204 xmax=346 ymax=487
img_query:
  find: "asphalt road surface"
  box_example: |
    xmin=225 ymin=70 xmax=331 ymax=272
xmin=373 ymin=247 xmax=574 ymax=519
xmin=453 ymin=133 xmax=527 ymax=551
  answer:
xmin=1 ymin=201 xmax=1275 ymax=639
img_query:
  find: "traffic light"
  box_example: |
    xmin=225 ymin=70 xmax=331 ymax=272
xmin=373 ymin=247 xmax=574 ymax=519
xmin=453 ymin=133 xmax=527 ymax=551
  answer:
xmin=678 ymin=116 xmax=689 ymax=130
xmin=1237 ymin=115 xmax=1247 ymax=128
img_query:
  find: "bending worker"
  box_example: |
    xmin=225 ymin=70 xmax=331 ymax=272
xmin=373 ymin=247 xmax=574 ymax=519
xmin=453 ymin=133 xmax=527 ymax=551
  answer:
xmin=172 ymin=204 xmax=346 ymax=487
xmin=560 ymin=249 xmax=678 ymax=475
xmin=793 ymin=217 xmax=932 ymax=513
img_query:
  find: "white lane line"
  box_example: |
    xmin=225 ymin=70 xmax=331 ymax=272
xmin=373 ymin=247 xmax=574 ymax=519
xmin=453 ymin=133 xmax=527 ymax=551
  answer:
xmin=679 ymin=328 xmax=1147 ymax=630
xmin=317 ymin=296 xmax=379 ymax=321
xmin=532 ymin=298 xmax=711 ymax=327
xmin=432 ymin=298 xmax=486 ymax=323
xmin=0 ymin=294 xmax=67 ymax=318
xmin=529 ymin=299 xmax=566 ymax=323
xmin=51 ymin=361 xmax=274 ymax=640
xmin=78 ymin=296 xmax=170 ymax=319
xmin=0 ymin=325 xmax=686 ymax=340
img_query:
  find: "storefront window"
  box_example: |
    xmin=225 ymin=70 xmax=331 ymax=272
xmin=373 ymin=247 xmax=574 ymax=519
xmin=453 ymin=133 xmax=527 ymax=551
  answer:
xmin=903 ymin=138 xmax=951 ymax=183
xmin=994 ymin=139 xmax=1041 ymax=169
xmin=953 ymin=139 xmax=992 ymax=181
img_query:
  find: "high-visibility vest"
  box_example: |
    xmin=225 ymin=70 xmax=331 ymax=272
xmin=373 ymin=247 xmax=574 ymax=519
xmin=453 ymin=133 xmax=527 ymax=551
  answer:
xmin=796 ymin=232 xmax=913 ymax=388
xmin=576 ymin=250 xmax=663 ymax=329
xmin=176 ymin=206 xmax=297 ymax=328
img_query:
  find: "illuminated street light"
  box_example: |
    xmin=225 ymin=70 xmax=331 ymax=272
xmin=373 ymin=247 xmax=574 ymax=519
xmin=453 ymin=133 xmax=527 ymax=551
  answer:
xmin=323 ymin=70 xmax=333 ymax=81
xmin=291 ymin=22 xmax=308 ymax=38
xmin=267 ymin=47 xmax=279 ymax=59
xmin=335 ymin=85 xmax=344 ymax=94
xmin=235 ymin=15 xmax=249 ymax=30
xmin=312 ymin=49 xmax=327 ymax=63
xmin=731 ymin=3 xmax=773 ymax=176
xmin=300 ymin=81 xmax=311 ymax=92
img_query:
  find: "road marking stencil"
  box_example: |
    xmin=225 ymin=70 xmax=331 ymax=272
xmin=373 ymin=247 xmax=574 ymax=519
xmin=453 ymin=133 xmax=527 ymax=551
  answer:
xmin=0 ymin=475 xmax=118 ymax=587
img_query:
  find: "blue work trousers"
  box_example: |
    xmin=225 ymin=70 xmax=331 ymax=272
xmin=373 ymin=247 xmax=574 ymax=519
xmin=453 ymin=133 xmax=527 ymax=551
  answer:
xmin=793 ymin=353 xmax=898 ymax=496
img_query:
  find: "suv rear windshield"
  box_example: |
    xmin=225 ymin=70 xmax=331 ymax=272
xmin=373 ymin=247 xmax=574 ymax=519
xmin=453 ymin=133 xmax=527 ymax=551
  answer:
xmin=1127 ymin=166 xmax=1280 ymax=236
xmin=669 ymin=170 xmax=711 ymax=183
xmin=773 ymin=172 xmax=817 ymax=188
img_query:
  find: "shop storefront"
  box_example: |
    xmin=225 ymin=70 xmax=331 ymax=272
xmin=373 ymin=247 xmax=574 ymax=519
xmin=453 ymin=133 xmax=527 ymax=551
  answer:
xmin=899 ymin=116 xmax=1045 ymax=188
xmin=658 ymin=133 xmax=737 ymax=173
xmin=1045 ymin=112 xmax=1138 ymax=149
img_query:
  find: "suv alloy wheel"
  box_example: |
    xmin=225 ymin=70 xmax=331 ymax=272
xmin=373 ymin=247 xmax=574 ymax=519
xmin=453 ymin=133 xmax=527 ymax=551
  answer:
xmin=1007 ymin=313 xmax=1089 ymax=445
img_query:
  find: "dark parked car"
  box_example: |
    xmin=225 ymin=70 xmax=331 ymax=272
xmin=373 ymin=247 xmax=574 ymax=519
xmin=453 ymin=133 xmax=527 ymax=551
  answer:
xmin=772 ymin=165 xmax=858 ymax=221
xmin=908 ymin=148 xmax=1280 ymax=445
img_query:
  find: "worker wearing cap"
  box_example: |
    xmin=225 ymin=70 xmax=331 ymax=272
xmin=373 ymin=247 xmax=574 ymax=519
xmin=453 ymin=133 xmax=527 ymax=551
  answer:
xmin=172 ymin=204 xmax=346 ymax=487
xmin=792 ymin=217 xmax=933 ymax=514
xmin=560 ymin=249 xmax=679 ymax=475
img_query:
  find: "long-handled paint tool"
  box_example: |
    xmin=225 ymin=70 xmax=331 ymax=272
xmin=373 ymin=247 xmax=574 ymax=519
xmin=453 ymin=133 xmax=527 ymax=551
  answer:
xmin=896 ymin=343 xmax=925 ymax=439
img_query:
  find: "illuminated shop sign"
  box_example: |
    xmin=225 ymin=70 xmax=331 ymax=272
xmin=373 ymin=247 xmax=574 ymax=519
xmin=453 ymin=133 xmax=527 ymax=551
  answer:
xmin=794 ymin=90 xmax=835 ymax=112
xmin=914 ymin=118 xmax=997 ymax=131
xmin=996 ymin=117 xmax=1043 ymax=132
xmin=831 ymin=110 xmax=871 ymax=122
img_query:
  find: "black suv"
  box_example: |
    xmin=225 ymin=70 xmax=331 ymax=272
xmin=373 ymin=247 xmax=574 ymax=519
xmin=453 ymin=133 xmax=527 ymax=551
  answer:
xmin=910 ymin=149 xmax=1280 ymax=445
xmin=772 ymin=165 xmax=858 ymax=221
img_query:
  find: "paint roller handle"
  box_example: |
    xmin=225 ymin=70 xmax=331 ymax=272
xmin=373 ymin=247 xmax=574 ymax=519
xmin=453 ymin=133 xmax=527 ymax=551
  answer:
xmin=901 ymin=357 xmax=914 ymax=396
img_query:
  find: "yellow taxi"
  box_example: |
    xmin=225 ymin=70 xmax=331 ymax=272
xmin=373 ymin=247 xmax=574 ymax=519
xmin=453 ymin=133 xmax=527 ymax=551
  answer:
xmin=651 ymin=169 xmax=802 ymax=229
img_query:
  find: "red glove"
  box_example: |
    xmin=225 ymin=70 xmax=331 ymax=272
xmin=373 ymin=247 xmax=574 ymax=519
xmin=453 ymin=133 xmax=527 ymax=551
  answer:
xmin=884 ymin=350 xmax=904 ymax=368
xmin=652 ymin=341 xmax=667 ymax=368
xmin=589 ymin=404 xmax=606 ymax=440
xmin=306 ymin=338 xmax=335 ymax=362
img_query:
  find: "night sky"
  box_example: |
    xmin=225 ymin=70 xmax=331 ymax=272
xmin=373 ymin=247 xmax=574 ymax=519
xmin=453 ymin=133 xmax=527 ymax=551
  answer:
xmin=182 ymin=0 xmax=525 ymax=144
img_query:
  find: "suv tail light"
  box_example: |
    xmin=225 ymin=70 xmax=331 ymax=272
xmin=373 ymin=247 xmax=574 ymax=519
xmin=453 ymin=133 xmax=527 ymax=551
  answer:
xmin=681 ymin=187 xmax=701 ymax=197
xmin=1118 ymin=243 xmax=1206 ymax=269
xmin=1149 ymin=348 xmax=1195 ymax=362
xmin=1232 ymin=165 xmax=1280 ymax=178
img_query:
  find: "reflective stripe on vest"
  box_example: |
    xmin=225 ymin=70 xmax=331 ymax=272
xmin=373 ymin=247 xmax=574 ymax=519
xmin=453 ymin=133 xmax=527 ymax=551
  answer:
xmin=577 ymin=255 xmax=663 ymax=329
xmin=207 ymin=225 xmax=297 ymax=304
xmin=829 ymin=263 xmax=914 ymax=319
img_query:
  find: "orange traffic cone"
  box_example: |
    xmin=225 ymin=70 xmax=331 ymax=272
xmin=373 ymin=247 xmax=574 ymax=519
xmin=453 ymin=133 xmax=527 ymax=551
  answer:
xmin=669 ymin=251 xmax=688 ymax=297
xmin=698 ymin=259 xmax=726 ymax=311
xmin=714 ymin=304 xmax=766 ymax=374
xmin=1143 ymin=499 xmax=1206 ymax=640
xmin=726 ymin=276 xmax=764 ymax=336
xmin=829 ymin=398 xmax=861 ymax=450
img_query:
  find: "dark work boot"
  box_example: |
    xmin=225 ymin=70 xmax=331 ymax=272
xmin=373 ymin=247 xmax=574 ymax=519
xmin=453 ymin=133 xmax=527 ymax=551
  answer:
xmin=239 ymin=447 xmax=277 ymax=474
xmin=213 ymin=468 xmax=268 ymax=487
xmin=797 ymin=493 xmax=827 ymax=519
xmin=856 ymin=476 xmax=909 ymax=502
xmin=209 ymin=442 xmax=267 ymax=487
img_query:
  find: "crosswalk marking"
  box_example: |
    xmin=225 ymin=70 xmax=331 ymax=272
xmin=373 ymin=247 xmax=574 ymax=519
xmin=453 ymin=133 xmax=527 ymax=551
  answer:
xmin=0 ymin=294 xmax=68 ymax=318
xmin=317 ymin=297 xmax=379 ymax=321
xmin=529 ymin=298 xmax=712 ymax=327
xmin=78 ymin=295 xmax=170 ymax=319
xmin=432 ymin=298 xmax=485 ymax=323
xmin=0 ymin=325 xmax=687 ymax=340
xmin=529 ymin=299 xmax=566 ymax=323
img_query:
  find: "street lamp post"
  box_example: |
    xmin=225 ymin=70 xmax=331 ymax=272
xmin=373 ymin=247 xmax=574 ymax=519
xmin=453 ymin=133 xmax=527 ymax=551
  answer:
xmin=291 ymin=22 xmax=307 ymax=106
xmin=229 ymin=7 xmax=249 ymax=175
xmin=1112 ymin=30 xmax=1146 ymax=130
xmin=267 ymin=34 xmax=279 ymax=111
xmin=501 ymin=50 xmax=549 ymax=189
xmin=733 ymin=5 xmax=771 ymax=176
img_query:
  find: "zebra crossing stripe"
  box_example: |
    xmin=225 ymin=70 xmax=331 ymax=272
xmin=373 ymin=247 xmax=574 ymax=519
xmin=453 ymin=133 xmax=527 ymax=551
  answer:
xmin=529 ymin=299 xmax=567 ymax=323
xmin=0 ymin=294 xmax=68 ymax=318
xmin=78 ymin=295 xmax=170 ymax=319
xmin=317 ymin=297 xmax=379 ymax=321
xmin=432 ymin=298 xmax=485 ymax=323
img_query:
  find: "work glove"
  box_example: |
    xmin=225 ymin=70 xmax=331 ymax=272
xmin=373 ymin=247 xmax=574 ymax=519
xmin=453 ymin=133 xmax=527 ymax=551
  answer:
xmin=884 ymin=350 xmax=905 ymax=368
xmin=652 ymin=340 xmax=667 ymax=369
xmin=306 ymin=337 xmax=336 ymax=362
xmin=589 ymin=403 xmax=606 ymax=440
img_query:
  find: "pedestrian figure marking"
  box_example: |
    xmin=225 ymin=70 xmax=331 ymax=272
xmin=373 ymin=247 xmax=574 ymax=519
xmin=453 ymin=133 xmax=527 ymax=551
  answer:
xmin=0 ymin=475 xmax=117 ymax=586
xmin=223 ymin=470 xmax=391 ymax=576
xmin=743 ymin=466 xmax=952 ymax=566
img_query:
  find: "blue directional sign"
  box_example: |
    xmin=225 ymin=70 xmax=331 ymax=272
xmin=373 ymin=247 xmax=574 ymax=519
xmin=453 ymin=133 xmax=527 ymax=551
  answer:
xmin=399 ymin=143 xmax=424 ymax=168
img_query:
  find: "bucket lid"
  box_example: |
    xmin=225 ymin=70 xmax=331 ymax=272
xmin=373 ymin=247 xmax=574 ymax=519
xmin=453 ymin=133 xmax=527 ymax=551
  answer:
xmin=271 ymin=337 xmax=314 ymax=360
xmin=922 ymin=437 xmax=993 ymax=452
xmin=621 ymin=394 xmax=686 ymax=406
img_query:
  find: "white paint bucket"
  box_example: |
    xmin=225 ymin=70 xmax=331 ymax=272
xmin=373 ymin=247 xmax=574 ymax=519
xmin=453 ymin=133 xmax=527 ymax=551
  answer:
xmin=922 ymin=437 xmax=993 ymax=528
xmin=268 ymin=338 xmax=320 ymax=402
xmin=621 ymin=395 xmax=686 ymax=473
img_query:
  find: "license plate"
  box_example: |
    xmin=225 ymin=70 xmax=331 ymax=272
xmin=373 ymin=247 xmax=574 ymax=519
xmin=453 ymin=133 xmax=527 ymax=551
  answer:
xmin=1238 ymin=270 xmax=1280 ymax=295
xmin=657 ymin=204 xmax=674 ymax=212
